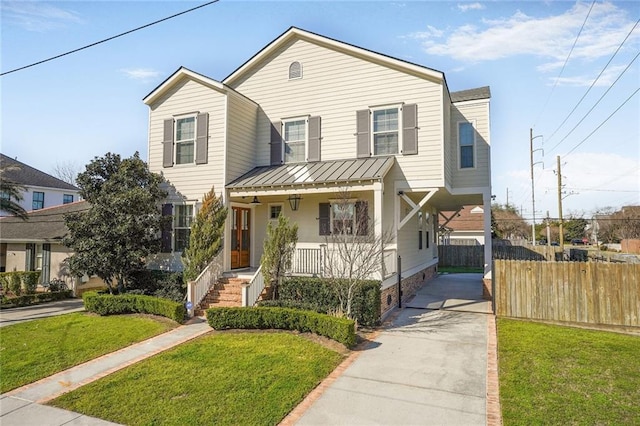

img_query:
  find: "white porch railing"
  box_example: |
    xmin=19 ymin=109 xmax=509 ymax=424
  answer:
xmin=242 ymin=265 xmax=265 ymax=307
xmin=186 ymin=249 xmax=224 ymax=317
xmin=290 ymin=247 xmax=323 ymax=276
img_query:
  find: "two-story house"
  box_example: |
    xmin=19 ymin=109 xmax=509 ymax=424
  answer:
xmin=143 ymin=28 xmax=492 ymax=316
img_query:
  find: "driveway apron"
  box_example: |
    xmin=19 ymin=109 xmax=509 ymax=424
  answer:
xmin=295 ymin=273 xmax=490 ymax=425
xmin=0 ymin=299 xmax=85 ymax=328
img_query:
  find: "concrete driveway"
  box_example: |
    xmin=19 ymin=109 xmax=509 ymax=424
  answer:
xmin=0 ymin=299 xmax=85 ymax=327
xmin=294 ymin=273 xmax=491 ymax=425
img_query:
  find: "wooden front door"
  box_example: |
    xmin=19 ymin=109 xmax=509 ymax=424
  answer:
xmin=231 ymin=207 xmax=250 ymax=269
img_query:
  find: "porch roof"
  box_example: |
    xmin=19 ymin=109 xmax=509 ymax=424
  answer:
xmin=227 ymin=157 xmax=394 ymax=190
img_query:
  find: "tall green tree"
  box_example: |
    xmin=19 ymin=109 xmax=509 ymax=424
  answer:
xmin=63 ymin=152 xmax=167 ymax=293
xmin=0 ymin=164 xmax=28 ymax=220
xmin=261 ymin=214 xmax=298 ymax=300
xmin=182 ymin=187 xmax=227 ymax=283
xmin=491 ymin=203 xmax=529 ymax=240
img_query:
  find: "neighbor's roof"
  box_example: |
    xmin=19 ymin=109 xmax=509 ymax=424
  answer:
xmin=227 ymin=157 xmax=394 ymax=190
xmin=0 ymin=201 xmax=89 ymax=242
xmin=450 ymin=86 xmax=491 ymax=103
xmin=224 ymin=27 xmax=444 ymax=86
xmin=0 ymin=153 xmax=79 ymax=191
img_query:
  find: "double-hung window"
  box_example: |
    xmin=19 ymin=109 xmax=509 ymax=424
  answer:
xmin=372 ymin=107 xmax=400 ymax=155
xmin=63 ymin=194 xmax=74 ymax=204
xmin=32 ymin=192 xmax=44 ymax=210
xmin=175 ymin=116 xmax=196 ymax=165
xmin=269 ymin=204 xmax=283 ymax=221
xmin=283 ymin=118 xmax=306 ymax=163
xmin=459 ymin=122 xmax=475 ymax=168
xmin=173 ymin=204 xmax=193 ymax=252
xmin=332 ymin=202 xmax=355 ymax=235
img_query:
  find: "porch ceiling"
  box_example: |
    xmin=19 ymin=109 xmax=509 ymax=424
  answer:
xmin=226 ymin=157 xmax=394 ymax=191
xmin=402 ymin=189 xmax=484 ymax=212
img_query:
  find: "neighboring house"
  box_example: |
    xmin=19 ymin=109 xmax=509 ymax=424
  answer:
xmin=439 ymin=205 xmax=485 ymax=245
xmin=143 ymin=27 xmax=492 ymax=314
xmin=0 ymin=153 xmax=81 ymax=215
xmin=0 ymin=201 xmax=104 ymax=294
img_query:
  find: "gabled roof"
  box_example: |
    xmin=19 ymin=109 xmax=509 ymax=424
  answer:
xmin=0 ymin=153 xmax=79 ymax=191
xmin=227 ymin=157 xmax=394 ymax=190
xmin=224 ymin=27 xmax=444 ymax=86
xmin=143 ymin=67 xmax=226 ymax=106
xmin=0 ymin=200 xmax=89 ymax=242
xmin=451 ymin=86 xmax=491 ymax=103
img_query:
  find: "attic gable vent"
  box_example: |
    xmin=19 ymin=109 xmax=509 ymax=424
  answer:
xmin=289 ymin=61 xmax=302 ymax=80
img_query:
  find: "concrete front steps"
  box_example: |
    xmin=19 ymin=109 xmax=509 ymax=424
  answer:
xmin=194 ymin=276 xmax=246 ymax=316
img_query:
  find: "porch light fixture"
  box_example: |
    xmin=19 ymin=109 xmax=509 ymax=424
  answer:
xmin=288 ymin=194 xmax=302 ymax=211
xmin=251 ymin=196 xmax=261 ymax=204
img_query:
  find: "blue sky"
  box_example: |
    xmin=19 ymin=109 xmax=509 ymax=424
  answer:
xmin=2 ymin=0 xmax=639 ymax=219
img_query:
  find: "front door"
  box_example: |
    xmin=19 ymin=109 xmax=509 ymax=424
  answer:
xmin=231 ymin=207 xmax=250 ymax=269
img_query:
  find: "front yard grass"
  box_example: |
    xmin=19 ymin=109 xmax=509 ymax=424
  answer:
xmin=49 ymin=332 xmax=344 ymax=425
xmin=0 ymin=312 xmax=176 ymax=393
xmin=498 ymin=318 xmax=640 ymax=425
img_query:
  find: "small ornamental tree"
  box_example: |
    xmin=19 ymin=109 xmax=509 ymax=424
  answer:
xmin=0 ymin=163 xmax=28 ymax=220
xmin=261 ymin=214 xmax=298 ymax=300
xmin=182 ymin=187 xmax=227 ymax=283
xmin=63 ymin=152 xmax=167 ymax=293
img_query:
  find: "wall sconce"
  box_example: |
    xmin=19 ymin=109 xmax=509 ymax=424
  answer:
xmin=288 ymin=194 xmax=301 ymax=211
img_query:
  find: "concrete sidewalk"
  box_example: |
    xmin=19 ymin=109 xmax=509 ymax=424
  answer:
xmin=0 ymin=318 xmax=211 ymax=426
xmin=290 ymin=273 xmax=493 ymax=425
xmin=0 ymin=299 xmax=86 ymax=327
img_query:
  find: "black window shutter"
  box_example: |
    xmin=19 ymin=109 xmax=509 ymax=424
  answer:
xmin=162 ymin=119 xmax=174 ymax=168
xmin=307 ymin=116 xmax=321 ymax=162
xmin=355 ymin=201 xmax=369 ymax=236
xmin=195 ymin=113 xmax=209 ymax=165
xmin=42 ymin=243 xmax=51 ymax=283
xmin=270 ymin=121 xmax=283 ymax=165
xmin=402 ymin=104 xmax=418 ymax=155
xmin=161 ymin=204 xmax=173 ymax=253
xmin=356 ymin=109 xmax=371 ymax=158
xmin=319 ymin=203 xmax=330 ymax=236
xmin=25 ymin=244 xmax=34 ymax=271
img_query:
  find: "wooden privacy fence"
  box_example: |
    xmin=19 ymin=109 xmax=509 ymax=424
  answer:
xmin=494 ymin=260 xmax=640 ymax=327
xmin=438 ymin=245 xmax=484 ymax=267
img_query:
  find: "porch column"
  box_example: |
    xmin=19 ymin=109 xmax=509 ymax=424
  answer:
xmin=373 ymin=181 xmax=384 ymax=280
xmin=483 ymin=192 xmax=492 ymax=278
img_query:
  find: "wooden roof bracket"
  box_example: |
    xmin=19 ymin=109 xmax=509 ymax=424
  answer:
xmin=397 ymin=189 xmax=438 ymax=230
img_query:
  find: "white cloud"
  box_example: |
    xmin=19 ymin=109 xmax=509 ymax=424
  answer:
xmin=120 ymin=68 xmax=162 ymax=82
xmin=408 ymin=2 xmax=638 ymax=66
xmin=457 ymin=3 xmax=485 ymax=13
xmin=1 ymin=1 xmax=83 ymax=32
xmin=552 ymin=64 xmax=629 ymax=87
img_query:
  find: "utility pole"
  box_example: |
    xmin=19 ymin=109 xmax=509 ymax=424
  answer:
xmin=530 ymin=128 xmax=543 ymax=245
xmin=557 ymin=155 xmax=564 ymax=251
xmin=506 ymin=188 xmax=509 ymax=207
xmin=546 ymin=210 xmax=551 ymax=246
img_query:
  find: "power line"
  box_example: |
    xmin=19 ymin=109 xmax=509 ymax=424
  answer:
xmin=0 ymin=1 xmax=219 ymax=76
xmin=533 ymin=0 xmax=596 ymax=127
xmin=544 ymin=18 xmax=640 ymax=145
xmin=565 ymin=87 xmax=640 ymax=157
xmin=547 ymin=50 xmax=640 ymax=154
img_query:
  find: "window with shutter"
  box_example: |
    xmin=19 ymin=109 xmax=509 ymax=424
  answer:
xmin=319 ymin=203 xmax=330 ymax=236
xmin=459 ymin=121 xmax=475 ymax=168
xmin=270 ymin=121 xmax=283 ymax=165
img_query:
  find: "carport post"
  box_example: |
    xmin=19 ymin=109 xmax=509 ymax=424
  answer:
xmin=397 ymin=255 xmax=402 ymax=308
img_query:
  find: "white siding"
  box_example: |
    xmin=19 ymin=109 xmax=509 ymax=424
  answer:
xmin=229 ymin=39 xmax=444 ymax=182
xmin=450 ymin=100 xmax=491 ymax=188
xmin=2 ymin=186 xmax=80 ymax=216
xmin=148 ymin=77 xmax=226 ymax=202
xmin=443 ymin=87 xmax=453 ymax=184
xmin=226 ymin=93 xmax=258 ymax=184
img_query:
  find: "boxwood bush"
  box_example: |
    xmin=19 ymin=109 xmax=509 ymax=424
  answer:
xmin=276 ymin=277 xmax=381 ymax=326
xmin=207 ymin=307 xmax=356 ymax=348
xmin=83 ymin=292 xmax=186 ymax=323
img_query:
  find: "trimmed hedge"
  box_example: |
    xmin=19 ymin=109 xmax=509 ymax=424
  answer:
xmin=0 ymin=271 xmax=42 ymax=295
xmin=0 ymin=290 xmax=73 ymax=309
xmin=83 ymin=292 xmax=186 ymax=323
xmin=207 ymin=307 xmax=356 ymax=348
xmin=277 ymin=277 xmax=382 ymax=327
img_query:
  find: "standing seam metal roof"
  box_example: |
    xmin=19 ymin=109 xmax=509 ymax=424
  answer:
xmin=226 ymin=157 xmax=395 ymax=190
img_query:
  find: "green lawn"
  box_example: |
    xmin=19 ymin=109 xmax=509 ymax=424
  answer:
xmin=498 ymin=319 xmax=640 ymax=425
xmin=438 ymin=266 xmax=484 ymax=274
xmin=0 ymin=312 xmax=176 ymax=393
xmin=49 ymin=332 xmax=344 ymax=425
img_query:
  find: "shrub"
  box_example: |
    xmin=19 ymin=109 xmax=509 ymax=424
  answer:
xmin=277 ymin=277 xmax=381 ymax=327
xmin=9 ymin=273 xmax=22 ymax=296
xmin=21 ymin=271 xmax=41 ymax=294
xmin=126 ymin=270 xmax=185 ymax=302
xmin=257 ymin=299 xmax=328 ymax=314
xmin=207 ymin=307 xmax=356 ymax=348
xmin=0 ymin=290 xmax=73 ymax=308
xmin=83 ymin=292 xmax=186 ymax=323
